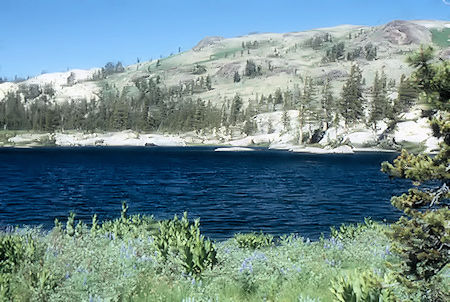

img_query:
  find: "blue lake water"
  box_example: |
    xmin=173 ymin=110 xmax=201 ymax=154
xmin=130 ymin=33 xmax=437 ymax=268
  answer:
xmin=0 ymin=147 xmax=409 ymax=240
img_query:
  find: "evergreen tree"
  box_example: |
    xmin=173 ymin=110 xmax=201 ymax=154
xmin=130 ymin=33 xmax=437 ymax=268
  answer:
xmin=274 ymin=88 xmax=283 ymax=106
xmin=245 ymin=60 xmax=257 ymax=77
xmin=339 ymin=64 xmax=365 ymax=127
xmin=282 ymin=110 xmax=291 ymax=131
xmin=229 ymin=94 xmax=243 ymax=125
xmin=243 ymin=116 xmax=257 ymax=135
xmin=205 ymin=75 xmax=212 ymax=90
xmin=298 ymin=77 xmax=316 ymax=143
xmin=394 ymin=74 xmax=418 ymax=115
xmin=368 ymin=70 xmax=390 ymax=129
xmin=233 ymin=71 xmax=241 ymax=83
xmin=67 ymin=72 xmax=76 ymax=86
xmin=381 ymin=47 xmax=449 ymax=301
xmin=320 ymin=79 xmax=335 ymax=130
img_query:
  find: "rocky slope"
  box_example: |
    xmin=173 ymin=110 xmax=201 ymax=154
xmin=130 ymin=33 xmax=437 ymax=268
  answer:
xmin=1 ymin=20 xmax=449 ymax=152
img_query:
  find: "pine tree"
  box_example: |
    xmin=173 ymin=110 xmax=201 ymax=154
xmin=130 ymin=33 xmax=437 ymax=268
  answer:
xmin=274 ymin=88 xmax=283 ymax=106
xmin=394 ymin=74 xmax=418 ymax=114
xmin=229 ymin=94 xmax=243 ymax=125
xmin=282 ymin=110 xmax=291 ymax=131
xmin=339 ymin=64 xmax=365 ymax=127
xmin=245 ymin=60 xmax=256 ymax=77
xmin=233 ymin=71 xmax=241 ymax=83
xmin=205 ymin=75 xmax=212 ymax=90
xmin=368 ymin=70 xmax=390 ymax=130
xmin=298 ymin=77 xmax=316 ymax=143
xmin=381 ymin=47 xmax=449 ymax=301
xmin=320 ymin=79 xmax=335 ymax=130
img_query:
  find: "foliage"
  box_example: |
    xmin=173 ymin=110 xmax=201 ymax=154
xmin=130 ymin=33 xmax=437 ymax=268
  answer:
xmin=192 ymin=64 xmax=207 ymax=75
xmin=393 ymin=74 xmax=418 ymax=115
xmin=1 ymin=215 xmax=443 ymax=301
xmin=330 ymin=270 xmax=397 ymax=302
xmin=233 ymin=71 xmax=241 ymax=83
xmin=369 ymin=70 xmax=391 ymax=129
xmin=234 ymin=232 xmax=274 ymax=249
xmin=339 ymin=64 xmax=365 ymax=126
xmin=330 ymin=218 xmax=380 ymax=241
xmin=323 ymin=42 xmax=345 ymax=62
xmin=0 ymin=231 xmax=59 ymax=300
xmin=244 ymin=60 xmax=262 ymax=77
xmin=153 ymin=212 xmax=217 ymax=276
xmin=381 ymin=46 xmax=449 ymax=300
xmin=0 ymin=233 xmax=39 ymax=275
xmin=320 ymin=78 xmax=335 ymax=130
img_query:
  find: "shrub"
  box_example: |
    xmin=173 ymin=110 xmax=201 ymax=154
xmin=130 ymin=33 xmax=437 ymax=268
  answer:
xmin=153 ymin=212 xmax=217 ymax=276
xmin=0 ymin=233 xmax=38 ymax=275
xmin=234 ymin=232 xmax=274 ymax=249
xmin=0 ymin=231 xmax=58 ymax=300
xmin=330 ymin=270 xmax=397 ymax=302
xmin=330 ymin=218 xmax=380 ymax=240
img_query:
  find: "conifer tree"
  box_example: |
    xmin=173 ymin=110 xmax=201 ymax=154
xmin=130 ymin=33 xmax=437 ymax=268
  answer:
xmin=381 ymin=46 xmax=449 ymax=301
xmin=282 ymin=110 xmax=291 ymax=131
xmin=298 ymin=77 xmax=316 ymax=143
xmin=320 ymin=79 xmax=335 ymax=130
xmin=339 ymin=64 xmax=365 ymax=127
xmin=205 ymin=75 xmax=212 ymax=90
xmin=229 ymin=94 xmax=243 ymax=125
xmin=394 ymin=74 xmax=418 ymax=115
xmin=368 ymin=70 xmax=390 ymax=130
xmin=233 ymin=71 xmax=241 ymax=83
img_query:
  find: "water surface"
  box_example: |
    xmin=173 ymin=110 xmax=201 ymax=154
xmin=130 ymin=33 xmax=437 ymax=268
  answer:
xmin=0 ymin=147 xmax=408 ymax=240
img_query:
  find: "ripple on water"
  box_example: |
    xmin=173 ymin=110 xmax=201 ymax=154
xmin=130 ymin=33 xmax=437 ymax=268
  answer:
xmin=0 ymin=147 xmax=406 ymax=240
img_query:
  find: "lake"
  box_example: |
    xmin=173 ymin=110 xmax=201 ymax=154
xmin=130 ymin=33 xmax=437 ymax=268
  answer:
xmin=0 ymin=147 xmax=409 ymax=240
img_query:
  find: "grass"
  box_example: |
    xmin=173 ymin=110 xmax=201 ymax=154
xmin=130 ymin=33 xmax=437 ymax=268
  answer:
xmin=4 ymin=210 xmax=446 ymax=302
xmin=431 ymin=28 xmax=450 ymax=48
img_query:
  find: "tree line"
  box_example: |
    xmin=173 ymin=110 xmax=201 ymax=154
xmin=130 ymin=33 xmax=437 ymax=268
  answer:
xmin=0 ymin=64 xmax=417 ymax=137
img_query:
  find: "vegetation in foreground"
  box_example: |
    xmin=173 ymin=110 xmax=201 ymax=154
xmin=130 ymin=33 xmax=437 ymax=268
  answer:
xmin=0 ymin=209 xmax=448 ymax=302
xmin=0 ymin=210 xmax=422 ymax=301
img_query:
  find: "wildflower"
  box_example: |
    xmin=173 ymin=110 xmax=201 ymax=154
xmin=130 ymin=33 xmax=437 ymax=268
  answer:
xmin=239 ymin=258 xmax=254 ymax=273
xmin=253 ymin=251 xmax=267 ymax=261
xmin=325 ymin=258 xmax=340 ymax=267
xmin=292 ymin=265 xmax=302 ymax=273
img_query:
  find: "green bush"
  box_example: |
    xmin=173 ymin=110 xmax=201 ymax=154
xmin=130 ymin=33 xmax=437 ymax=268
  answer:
xmin=0 ymin=233 xmax=38 ymax=275
xmin=330 ymin=270 xmax=397 ymax=302
xmin=234 ymin=232 xmax=274 ymax=249
xmin=153 ymin=212 xmax=217 ymax=276
xmin=0 ymin=232 xmax=58 ymax=300
xmin=54 ymin=202 xmax=159 ymax=240
xmin=330 ymin=218 xmax=380 ymax=240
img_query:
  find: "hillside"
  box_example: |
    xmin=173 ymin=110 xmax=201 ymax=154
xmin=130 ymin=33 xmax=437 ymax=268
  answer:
xmin=0 ymin=19 xmax=449 ymax=152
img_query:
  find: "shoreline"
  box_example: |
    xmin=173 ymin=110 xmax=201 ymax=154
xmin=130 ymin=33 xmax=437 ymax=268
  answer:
xmin=0 ymin=142 xmax=401 ymax=154
xmin=0 ymin=130 xmax=429 ymax=154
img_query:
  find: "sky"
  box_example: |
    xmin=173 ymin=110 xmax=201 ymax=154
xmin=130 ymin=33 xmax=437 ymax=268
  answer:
xmin=0 ymin=0 xmax=449 ymax=79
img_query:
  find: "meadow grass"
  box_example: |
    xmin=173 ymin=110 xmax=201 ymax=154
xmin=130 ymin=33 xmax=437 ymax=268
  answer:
xmin=0 ymin=214 xmax=447 ymax=301
xmin=431 ymin=28 xmax=450 ymax=48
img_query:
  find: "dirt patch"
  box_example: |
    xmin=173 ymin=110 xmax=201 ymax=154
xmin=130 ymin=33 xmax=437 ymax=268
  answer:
xmin=193 ymin=36 xmax=224 ymax=51
xmin=371 ymin=20 xmax=431 ymax=45
xmin=216 ymin=62 xmax=242 ymax=78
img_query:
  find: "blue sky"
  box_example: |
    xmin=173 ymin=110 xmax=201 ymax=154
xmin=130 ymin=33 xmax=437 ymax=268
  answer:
xmin=0 ymin=0 xmax=449 ymax=79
